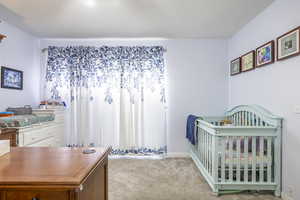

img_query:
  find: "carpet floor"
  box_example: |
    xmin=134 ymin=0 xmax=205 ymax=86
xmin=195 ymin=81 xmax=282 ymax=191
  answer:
xmin=108 ymin=158 xmax=280 ymax=200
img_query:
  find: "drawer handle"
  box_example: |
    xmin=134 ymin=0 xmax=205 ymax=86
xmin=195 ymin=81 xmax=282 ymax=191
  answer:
xmin=32 ymin=198 xmax=39 ymax=200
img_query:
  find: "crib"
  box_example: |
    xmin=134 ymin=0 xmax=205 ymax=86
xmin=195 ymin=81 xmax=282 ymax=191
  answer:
xmin=190 ymin=105 xmax=282 ymax=196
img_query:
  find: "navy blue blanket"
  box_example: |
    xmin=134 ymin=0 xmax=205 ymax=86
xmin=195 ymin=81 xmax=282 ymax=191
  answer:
xmin=186 ymin=115 xmax=199 ymax=145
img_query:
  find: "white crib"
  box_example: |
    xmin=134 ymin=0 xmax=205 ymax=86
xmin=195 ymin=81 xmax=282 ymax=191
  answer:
xmin=190 ymin=105 xmax=282 ymax=196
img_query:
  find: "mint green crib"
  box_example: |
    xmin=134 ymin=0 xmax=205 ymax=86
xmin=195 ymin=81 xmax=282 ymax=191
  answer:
xmin=190 ymin=105 xmax=282 ymax=196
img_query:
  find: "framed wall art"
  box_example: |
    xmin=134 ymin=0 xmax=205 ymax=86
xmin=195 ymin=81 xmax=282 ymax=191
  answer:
xmin=277 ymin=27 xmax=300 ymax=61
xmin=241 ymin=50 xmax=255 ymax=72
xmin=230 ymin=57 xmax=241 ymax=76
xmin=256 ymin=40 xmax=275 ymax=67
xmin=1 ymin=67 xmax=23 ymax=90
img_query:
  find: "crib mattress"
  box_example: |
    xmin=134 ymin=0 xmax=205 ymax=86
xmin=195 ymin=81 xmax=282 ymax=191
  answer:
xmin=221 ymin=153 xmax=271 ymax=168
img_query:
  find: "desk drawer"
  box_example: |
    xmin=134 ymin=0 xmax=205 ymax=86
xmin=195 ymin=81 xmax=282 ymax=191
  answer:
xmin=5 ymin=190 xmax=69 ymax=200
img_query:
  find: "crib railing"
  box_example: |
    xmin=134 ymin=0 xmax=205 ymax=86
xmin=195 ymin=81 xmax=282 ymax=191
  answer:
xmin=190 ymin=105 xmax=282 ymax=195
xmin=193 ymin=123 xmax=278 ymax=193
xmin=191 ymin=105 xmax=282 ymax=196
xmin=217 ymin=135 xmax=274 ymax=183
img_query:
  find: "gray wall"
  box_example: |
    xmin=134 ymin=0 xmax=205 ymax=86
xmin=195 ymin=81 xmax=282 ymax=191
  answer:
xmin=0 ymin=21 xmax=40 ymax=111
xmin=40 ymin=38 xmax=229 ymax=154
xmin=228 ymin=0 xmax=300 ymax=199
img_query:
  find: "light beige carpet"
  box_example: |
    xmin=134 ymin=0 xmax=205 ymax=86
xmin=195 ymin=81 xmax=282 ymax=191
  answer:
xmin=108 ymin=158 xmax=280 ymax=200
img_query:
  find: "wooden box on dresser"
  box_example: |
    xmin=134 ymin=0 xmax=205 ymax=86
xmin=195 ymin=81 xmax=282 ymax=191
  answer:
xmin=18 ymin=109 xmax=65 ymax=147
xmin=0 ymin=147 xmax=111 ymax=200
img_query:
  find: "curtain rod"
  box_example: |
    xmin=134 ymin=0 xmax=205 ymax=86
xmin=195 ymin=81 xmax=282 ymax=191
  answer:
xmin=41 ymin=46 xmax=167 ymax=52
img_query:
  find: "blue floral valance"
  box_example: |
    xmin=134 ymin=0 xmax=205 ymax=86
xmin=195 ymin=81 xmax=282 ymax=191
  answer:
xmin=46 ymin=46 xmax=166 ymax=104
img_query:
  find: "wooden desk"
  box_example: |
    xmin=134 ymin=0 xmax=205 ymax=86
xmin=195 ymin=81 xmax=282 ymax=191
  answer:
xmin=0 ymin=147 xmax=111 ymax=200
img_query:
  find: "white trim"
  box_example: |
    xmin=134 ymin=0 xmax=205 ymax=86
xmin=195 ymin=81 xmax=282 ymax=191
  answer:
xmin=165 ymin=152 xmax=191 ymax=158
xmin=281 ymin=192 xmax=294 ymax=200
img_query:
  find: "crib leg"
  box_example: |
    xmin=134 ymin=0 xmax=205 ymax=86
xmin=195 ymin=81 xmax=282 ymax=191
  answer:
xmin=211 ymin=190 xmax=220 ymax=197
xmin=274 ymin=187 xmax=281 ymax=197
xmin=212 ymin=186 xmax=219 ymax=196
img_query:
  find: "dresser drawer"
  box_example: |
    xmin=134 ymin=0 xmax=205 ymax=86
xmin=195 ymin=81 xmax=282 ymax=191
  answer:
xmin=23 ymin=128 xmax=54 ymax=146
xmin=27 ymin=137 xmax=55 ymax=147
xmin=5 ymin=190 xmax=69 ymax=200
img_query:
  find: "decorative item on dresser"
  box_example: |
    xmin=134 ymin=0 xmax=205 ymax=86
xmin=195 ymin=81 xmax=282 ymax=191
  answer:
xmin=0 ymin=147 xmax=111 ymax=200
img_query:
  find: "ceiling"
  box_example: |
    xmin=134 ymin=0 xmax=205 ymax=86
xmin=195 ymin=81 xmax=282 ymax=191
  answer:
xmin=0 ymin=0 xmax=274 ymax=38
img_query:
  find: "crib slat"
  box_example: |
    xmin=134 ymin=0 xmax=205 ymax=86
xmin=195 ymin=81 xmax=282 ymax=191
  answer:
xmin=210 ymin=134 xmax=213 ymax=175
xmin=212 ymin=135 xmax=218 ymax=182
xmin=234 ymin=114 xmax=237 ymax=125
xmin=244 ymin=137 xmax=249 ymax=182
xmin=203 ymin=130 xmax=206 ymax=169
xmin=229 ymin=138 xmax=233 ymax=182
xmin=237 ymin=137 xmax=241 ymax=182
xmin=221 ymin=137 xmax=226 ymax=182
xmin=205 ymin=131 xmax=208 ymax=171
xmin=267 ymin=137 xmax=272 ymax=183
xmin=201 ymin=129 xmax=204 ymax=164
xmin=240 ymin=111 xmax=243 ymax=125
xmin=240 ymin=112 xmax=243 ymax=126
xmin=208 ymin=133 xmax=211 ymax=174
xmin=240 ymin=112 xmax=242 ymax=126
xmin=252 ymin=137 xmax=257 ymax=182
xmin=198 ymin=128 xmax=201 ymax=157
xmin=207 ymin=132 xmax=209 ymax=172
xmin=259 ymin=137 xmax=264 ymax=182
xmin=201 ymin=129 xmax=204 ymax=163
xmin=209 ymin=133 xmax=212 ymax=174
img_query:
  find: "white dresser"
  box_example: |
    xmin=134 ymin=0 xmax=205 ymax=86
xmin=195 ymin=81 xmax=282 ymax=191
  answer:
xmin=17 ymin=109 xmax=65 ymax=147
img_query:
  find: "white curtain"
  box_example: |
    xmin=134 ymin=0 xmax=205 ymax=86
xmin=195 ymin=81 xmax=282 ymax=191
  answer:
xmin=40 ymin=49 xmax=48 ymax=101
xmin=43 ymin=46 xmax=167 ymax=155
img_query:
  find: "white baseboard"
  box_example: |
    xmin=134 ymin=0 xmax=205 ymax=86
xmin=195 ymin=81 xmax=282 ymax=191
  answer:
xmin=165 ymin=152 xmax=191 ymax=158
xmin=281 ymin=192 xmax=294 ymax=200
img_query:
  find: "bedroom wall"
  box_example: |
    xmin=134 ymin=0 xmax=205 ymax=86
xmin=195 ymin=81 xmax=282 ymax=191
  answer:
xmin=0 ymin=20 xmax=40 ymax=111
xmin=40 ymin=38 xmax=228 ymax=154
xmin=228 ymin=0 xmax=300 ymax=199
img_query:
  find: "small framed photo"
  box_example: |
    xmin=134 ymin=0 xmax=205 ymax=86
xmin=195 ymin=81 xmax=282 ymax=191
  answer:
xmin=256 ymin=40 xmax=275 ymax=67
xmin=277 ymin=27 xmax=300 ymax=61
xmin=241 ymin=50 xmax=255 ymax=72
xmin=230 ymin=58 xmax=241 ymax=76
xmin=1 ymin=67 xmax=23 ymax=90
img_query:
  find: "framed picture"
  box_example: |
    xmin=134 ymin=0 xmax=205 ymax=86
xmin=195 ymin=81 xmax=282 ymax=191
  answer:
xmin=256 ymin=40 xmax=275 ymax=67
xmin=1 ymin=67 xmax=23 ymax=90
xmin=277 ymin=27 xmax=300 ymax=61
xmin=230 ymin=58 xmax=241 ymax=76
xmin=241 ymin=50 xmax=255 ymax=72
